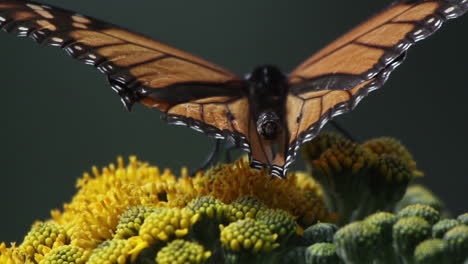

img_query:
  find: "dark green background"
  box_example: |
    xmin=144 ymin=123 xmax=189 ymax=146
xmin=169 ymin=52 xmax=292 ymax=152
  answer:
xmin=0 ymin=0 xmax=466 ymax=243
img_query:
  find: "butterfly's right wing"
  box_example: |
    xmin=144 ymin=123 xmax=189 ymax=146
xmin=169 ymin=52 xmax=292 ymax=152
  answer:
xmin=283 ymin=0 xmax=466 ymax=170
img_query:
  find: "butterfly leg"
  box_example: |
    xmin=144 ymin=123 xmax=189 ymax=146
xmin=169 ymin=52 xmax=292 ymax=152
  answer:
xmin=224 ymin=140 xmax=237 ymax=163
xmin=191 ymin=139 xmax=223 ymax=176
xmin=329 ymin=120 xmax=355 ymax=142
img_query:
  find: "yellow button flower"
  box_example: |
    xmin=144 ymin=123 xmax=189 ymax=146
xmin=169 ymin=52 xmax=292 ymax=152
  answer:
xmin=156 ymin=240 xmax=211 ymax=264
xmin=87 ymin=239 xmax=136 ymax=264
xmin=39 ymin=245 xmax=90 ymax=264
xmin=114 ymin=206 xmax=161 ymax=239
xmin=220 ymin=219 xmax=279 ymax=253
xmin=225 ymin=196 xmax=267 ymax=222
xmin=139 ymin=207 xmax=200 ymax=245
xmin=19 ymin=222 xmax=68 ymax=259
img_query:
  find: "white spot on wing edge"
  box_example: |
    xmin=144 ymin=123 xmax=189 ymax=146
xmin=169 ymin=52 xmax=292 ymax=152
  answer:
xmin=444 ymin=6 xmax=455 ymax=13
xmin=51 ymin=37 xmax=63 ymax=43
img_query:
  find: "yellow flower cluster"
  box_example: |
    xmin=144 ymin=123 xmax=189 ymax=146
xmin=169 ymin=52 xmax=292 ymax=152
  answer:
xmin=0 ymin=156 xmax=330 ymax=263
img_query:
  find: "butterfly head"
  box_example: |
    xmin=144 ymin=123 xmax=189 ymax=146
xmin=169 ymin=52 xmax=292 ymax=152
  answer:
xmin=256 ymin=111 xmax=282 ymax=140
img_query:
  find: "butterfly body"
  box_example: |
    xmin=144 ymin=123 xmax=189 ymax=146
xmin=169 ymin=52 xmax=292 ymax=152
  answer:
xmin=247 ymin=65 xmax=288 ymax=141
xmin=0 ymin=0 xmax=466 ymax=178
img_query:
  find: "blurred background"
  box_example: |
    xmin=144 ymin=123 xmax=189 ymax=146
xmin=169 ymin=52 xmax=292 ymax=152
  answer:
xmin=0 ymin=0 xmax=466 ymax=243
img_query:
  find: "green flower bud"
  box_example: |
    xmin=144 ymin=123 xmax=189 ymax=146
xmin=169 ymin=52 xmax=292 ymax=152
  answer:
xmin=443 ymin=225 xmax=468 ymax=263
xmin=302 ymin=132 xmax=349 ymax=161
xmin=368 ymin=155 xmax=413 ymax=211
xmin=220 ymin=219 xmax=279 ymax=253
xmin=187 ymin=196 xmax=227 ymax=249
xmin=308 ymin=141 xmax=376 ymax=224
xmin=225 ymin=196 xmax=268 ymax=222
xmin=114 ymin=206 xmax=161 ymax=239
xmin=414 ymin=239 xmax=448 ymax=264
xmin=457 ymin=213 xmax=468 ymax=225
xmin=305 ymin=243 xmax=342 ymax=264
xmin=395 ymin=185 xmax=444 ymax=213
xmin=398 ymin=204 xmax=440 ymax=225
xmin=220 ymin=219 xmax=280 ymax=264
xmin=333 ymin=221 xmax=380 ymax=263
xmin=364 ymin=212 xmax=398 ymax=241
xmin=303 ymin=223 xmax=338 ymax=244
xmin=187 ymin=196 xmax=226 ymax=221
xmin=39 ymin=245 xmax=90 ymax=264
xmin=20 ymin=222 xmax=68 ymax=259
xmin=393 ymin=217 xmax=431 ymax=263
xmin=432 ymin=219 xmax=460 ymax=239
xmin=156 ymin=240 xmax=211 ymax=264
xmin=362 ymin=137 xmax=422 ymax=177
xmin=87 ymin=239 xmax=136 ymax=264
xmin=364 ymin=212 xmax=399 ymax=263
xmin=257 ymin=209 xmax=297 ymax=243
xmin=282 ymin=247 xmax=306 ymax=264
xmin=139 ymin=207 xmax=200 ymax=245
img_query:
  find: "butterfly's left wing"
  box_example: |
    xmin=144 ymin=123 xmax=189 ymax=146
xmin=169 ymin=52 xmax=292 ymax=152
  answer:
xmin=0 ymin=0 xmax=258 ymax=150
xmin=281 ymin=0 xmax=467 ymax=175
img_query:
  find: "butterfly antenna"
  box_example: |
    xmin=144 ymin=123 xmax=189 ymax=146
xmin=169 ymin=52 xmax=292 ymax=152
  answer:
xmin=329 ymin=120 xmax=355 ymax=142
xmin=190 ymin=139 xmax=223 ymax=176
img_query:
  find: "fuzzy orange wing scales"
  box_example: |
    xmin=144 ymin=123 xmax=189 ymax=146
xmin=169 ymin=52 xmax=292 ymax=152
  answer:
xmin=290 ymin=0 xmax=453 ymax=80
xmin=293 ymin=3 xmax=412 ymax=74
xmin=297 ymin=44 xmax=385 ymax=77
xmin=0 ymin=0 xmax=241 ymax=114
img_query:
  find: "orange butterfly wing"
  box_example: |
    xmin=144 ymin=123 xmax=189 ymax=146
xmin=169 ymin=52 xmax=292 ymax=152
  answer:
xmin=0 ymin=0 xmax=258 ymax=148
xmin=281 ymin=0 xmax=467 ymax=174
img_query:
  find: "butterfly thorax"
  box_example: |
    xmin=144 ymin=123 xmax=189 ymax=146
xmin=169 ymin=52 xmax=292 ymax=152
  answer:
xmin=247 ymin=65 xmax=288 ymax=140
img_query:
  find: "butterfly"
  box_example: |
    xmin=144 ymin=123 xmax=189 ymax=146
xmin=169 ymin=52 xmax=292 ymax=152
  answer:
xmin=0 ymin=0 xmax=466 ymax=178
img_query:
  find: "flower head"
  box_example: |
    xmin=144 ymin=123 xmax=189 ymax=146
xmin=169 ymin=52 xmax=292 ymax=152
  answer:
xmin=139 ymin=207 xmax=200 ymax=245
xmin=457 ymin=213 xmax=468 ymax=225
xmin=395 ymin=184 xmax=445 ymax=212
xmin=364 ymin=212 xmax=398 ymax=239
xmin=303 ymin=223 xmax=338 ymax=244
xmin=156 ymin=240 xmax=211 ymax=264
xmin=305 ymin=243 xmax=341 ymax=264
xmin=393 ymin=216 xmax=431 ymax=263
xmin=443 ymin=225 xmax=468 ymax=263
xmin=187 ymin=196 xmax=226 ymax=221
xmin=333 ymin=221 xmax=380 ymax=263
xmin=86 ymin=239 xmax=138 ymax=264
xmin=301 ymin=132 xmax=348 ymax=161
xmin=19 ymin=222 xmax=68 ymax=259
xmin=362 ymin=136 xmax=423 ymax=177
xmin=364 ymin=212 xmax=399 ymax=263
xmin=220 ymin=219 xmax=279 ymax=253
xmin=432 ymin=219 xmax=460 ymax=239
xmin=225 ymin=196 xmax=268 ymax=222
xmin=414 ymin=238 xmax=448 ymax=264
xmin=0 ymin=243 xmax=33 ymax=264
xmin=397 ymin=204 xmax=440 ymax=225
xmin=38 ymin=245 xmax=90 ymax=264
xmin=256 ymin=209 xmax=297 ymax=242
xmin=114 ymin=206 xmax=161 ymax=239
